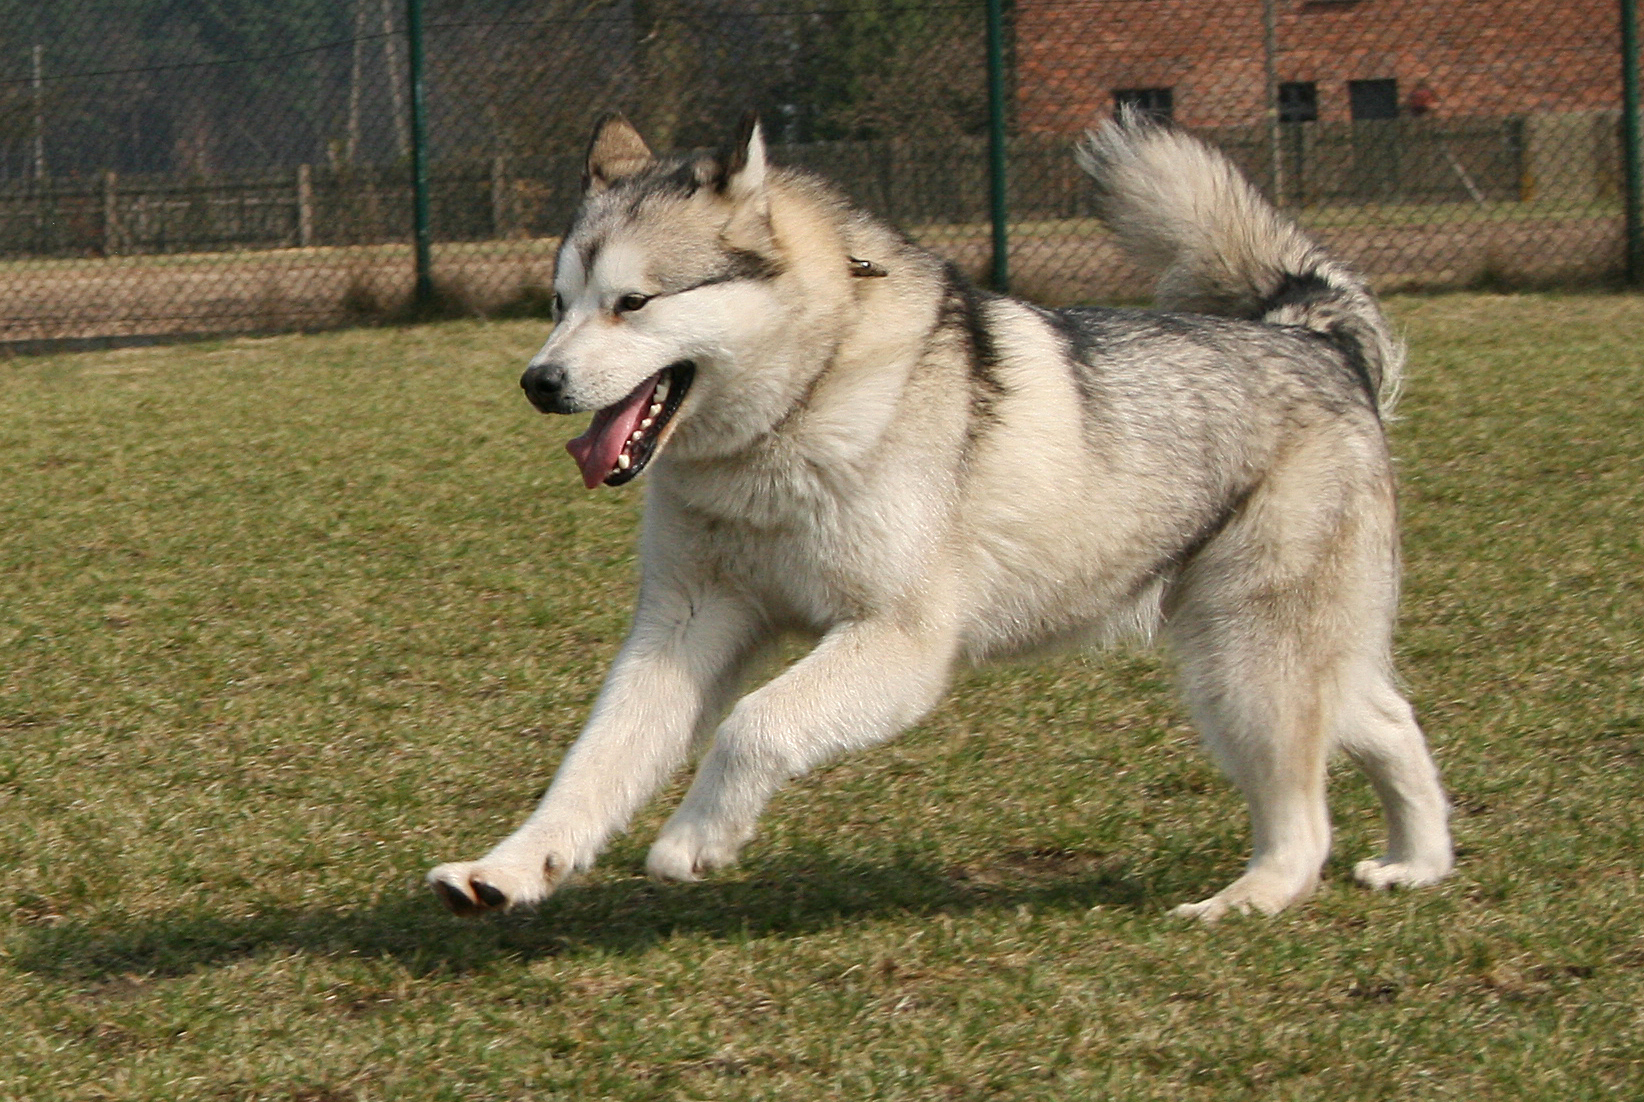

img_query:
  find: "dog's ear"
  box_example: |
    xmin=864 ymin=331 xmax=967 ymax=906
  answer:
xmin=718 ymin=111 xmax=768 ymax=202
xmin=716 ymin=112 xmax=773 ymax=250
xmin=583 ymin=113 xmax=653 ymax=192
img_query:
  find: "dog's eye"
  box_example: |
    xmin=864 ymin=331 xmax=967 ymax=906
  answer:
xmin=615 ymin=293 xmax=651 ymax=315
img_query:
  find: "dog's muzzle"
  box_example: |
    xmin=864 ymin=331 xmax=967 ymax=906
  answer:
xmin=520 ymin=361 xmax=577 ymax=414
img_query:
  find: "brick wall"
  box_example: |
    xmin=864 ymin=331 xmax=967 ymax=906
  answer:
xmin=1016 ymin=0 xmax=1626 ymax=132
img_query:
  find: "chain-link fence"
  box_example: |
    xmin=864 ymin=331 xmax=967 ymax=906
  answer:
xmin=1 ymin=0 xmax=1640 ymax=347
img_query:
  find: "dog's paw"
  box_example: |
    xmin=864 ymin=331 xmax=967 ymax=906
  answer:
xmin=1172 ymin=893 xmax=1278 ymax=924
xmin=426 ymin=857 xmax=565 ymax=915
xmin=645 ymin=826 xmax=745 ymax=883
xmin=1171 ymin=896 xmax=1242 ymax=924
xmin=1171 ymin=869 xmax=1315 ymax=924
xmin=1353 ymin=855 xmax=1452 ymax=891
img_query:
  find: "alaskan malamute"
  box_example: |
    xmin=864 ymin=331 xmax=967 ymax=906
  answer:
xmin=428 ymin=109 xmax=1452 ymax=921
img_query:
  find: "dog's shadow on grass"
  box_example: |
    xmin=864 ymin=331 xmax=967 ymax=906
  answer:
xmin=10 ymin=850 xmax=1212 ymax=982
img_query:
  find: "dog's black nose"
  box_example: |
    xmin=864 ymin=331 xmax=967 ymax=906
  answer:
xmin=520 ymin=362 xmax=574 ymax=414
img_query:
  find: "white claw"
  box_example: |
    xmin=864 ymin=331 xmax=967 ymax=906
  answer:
xmin=617 ymin=454 xmax=631 ymax=470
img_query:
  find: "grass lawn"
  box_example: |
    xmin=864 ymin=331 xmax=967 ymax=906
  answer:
xmin=1 ymin=294 xmax=1641 ymax=1099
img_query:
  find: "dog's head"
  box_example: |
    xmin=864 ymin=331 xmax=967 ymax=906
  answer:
xmin=521 ymin=113 xmax=793 ymax=489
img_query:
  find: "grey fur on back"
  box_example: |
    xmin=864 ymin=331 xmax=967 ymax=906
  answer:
xmin=1076 ymin=107 xmax=1405 ymax=412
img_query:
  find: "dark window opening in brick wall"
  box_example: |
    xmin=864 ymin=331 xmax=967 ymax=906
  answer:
xmin=1278 ymin=82 xmax=1319 ymax=122
xmin=1114 ymin=87 xmax=1174 ymax=122
xmin=1349 ymin=78 xmax=1399 ymax=120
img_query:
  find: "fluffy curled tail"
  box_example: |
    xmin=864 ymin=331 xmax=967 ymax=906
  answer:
xmin=1076 ymin=107 xmax=1404 ymax=413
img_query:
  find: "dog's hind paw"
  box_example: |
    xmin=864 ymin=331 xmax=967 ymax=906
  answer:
xmin=1171 ymin=897 xmax=1239 ymax=924
xmin=1352 ymin=855 xmax=1452 ymax=891
xmin=1171 ymin=867 xmax=1319 ymax=923
xmin=426 ymin=857 xmax=565 ymax=915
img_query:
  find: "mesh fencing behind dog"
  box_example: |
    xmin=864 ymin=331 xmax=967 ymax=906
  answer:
xmin=0 ymin=0 xmax=1638 ymax=345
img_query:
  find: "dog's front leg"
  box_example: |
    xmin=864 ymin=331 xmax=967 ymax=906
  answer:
xmin=428 ymin=587 xmax=762 ymax=914
xmin=646 ymin=615 xmax=957 ymax=881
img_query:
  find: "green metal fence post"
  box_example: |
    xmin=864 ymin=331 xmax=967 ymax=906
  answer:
xmin=406 ymin=0 xmax=434 ymax=309
xmin=985 ymin=0 xmax=1009 ymax=293
xmin=1624 ymin=0 xmax=1642 ymax=285
xmin=1262 ymin=0 xmax=1282 ymax=204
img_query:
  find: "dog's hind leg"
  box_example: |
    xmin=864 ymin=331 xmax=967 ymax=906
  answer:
xmin=1163 ymin=450 xmax=1393 ymax=922
xmin=1165 ymin=632 xmax=1336 ymax=923
xmin=1335 ymin=666 xmax=1453 ymax=891
xmin=646 ymin=615 xmax=958 ymax=881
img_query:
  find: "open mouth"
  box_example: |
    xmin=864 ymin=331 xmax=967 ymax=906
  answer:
xmin=564 ymin=361 xmax=695 ymax=488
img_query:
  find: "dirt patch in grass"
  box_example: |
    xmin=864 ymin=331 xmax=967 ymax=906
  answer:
xmin=0 ymin=212 xmax=1627 ymax=347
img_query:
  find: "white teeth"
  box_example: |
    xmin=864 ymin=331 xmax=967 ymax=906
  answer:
xmin=630 ymin=430 xmax=644 ymax=442
xmin=640 ymin=417 xmax=654 ymax=429
xmin=647 ymin=403 xmax=662 ymax=417
xmin=617 ymin=454 xmax=631 ymax=470
xmin=654 ymin=379 xmax=670 ymax=402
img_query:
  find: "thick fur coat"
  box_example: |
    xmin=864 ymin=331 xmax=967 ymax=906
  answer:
xmin=428 ymin=110 xmax=1452 ymax=922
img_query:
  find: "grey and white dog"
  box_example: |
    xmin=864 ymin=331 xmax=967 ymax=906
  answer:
xmin=428 ymin=108 xmax=1452 ymax=922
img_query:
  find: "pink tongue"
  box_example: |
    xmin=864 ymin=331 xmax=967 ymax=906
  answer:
xmin=565 ymin=371 xmax=662 ymax=489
